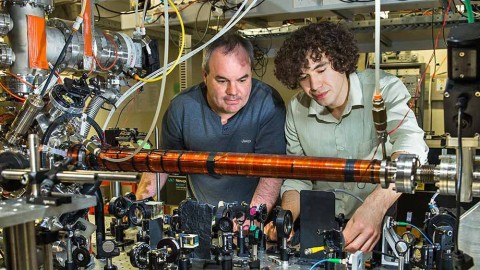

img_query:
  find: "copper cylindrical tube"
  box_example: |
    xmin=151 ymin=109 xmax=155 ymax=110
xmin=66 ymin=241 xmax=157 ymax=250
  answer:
xmin=74 ymin=148 xmax=382 ymax=184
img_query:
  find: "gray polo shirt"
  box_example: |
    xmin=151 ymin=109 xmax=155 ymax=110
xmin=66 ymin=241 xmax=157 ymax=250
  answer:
xmin=281 ymin=69 xmax=428 ymax=218
xmin=162 ymin=78 xmax=286 ymax=206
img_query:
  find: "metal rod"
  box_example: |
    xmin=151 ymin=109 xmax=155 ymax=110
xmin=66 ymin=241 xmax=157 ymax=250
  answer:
xmin=28 ymin=134 xmax=41 ymax=197
xmin=3 ymin=222 xmax=38 ymax=270
xmin=155 ymin=126 xmax=161 ymax=201
xmin=43 ymin=244 xmax=54 ymax=270
xmin=75 ymin=148 xmax=383 ymax=183
xmin=28 ymin=134 xmax=40 ymax=173
xmin=2 ymin=170 xmax=140 ymax=183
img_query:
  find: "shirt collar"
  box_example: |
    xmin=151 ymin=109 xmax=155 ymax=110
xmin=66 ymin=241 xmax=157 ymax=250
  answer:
xmin=308 ymin=72 xmax=364 ymax=119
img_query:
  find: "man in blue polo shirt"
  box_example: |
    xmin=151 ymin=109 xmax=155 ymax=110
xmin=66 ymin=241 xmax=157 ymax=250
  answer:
xmin=137 ymin=33 xmax=286 ymax=212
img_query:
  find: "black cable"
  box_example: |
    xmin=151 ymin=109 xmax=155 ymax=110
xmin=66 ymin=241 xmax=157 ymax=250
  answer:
xmin=456 ymin=3 xmax=470 ymax=19
xmin=339 ymin=0 xmax=374 ymax=2
xmin=94 ymin=14 xmax=121 ymax=20
xmin=251 ymin=0 xmax=266 ymax=9
xmin=94 ymin=188 xmax=107 ymax=259
xmin=454 ymin=105 xmax=463 ymax=253
xmin=151 ymin=13 xmax=164 ymax=24
xmin=41 ymin=113 xmax=105 ymax=167
xmin=114 ymin=95 xmax=137 ymax=128
xmin=95 ymin=3 xmax=101 ymax=22
xmin=40 ymin=33 xmax=74 ymax=97
xmin=372 ymin=250 xmax=397 ymax=259
xmin=194 ymin=1 xmax=212 ymax=42
xmin=430 ymin=6 xmax=436 ymax=132
xmin=95 ymin=2 xmax=161 ymax=15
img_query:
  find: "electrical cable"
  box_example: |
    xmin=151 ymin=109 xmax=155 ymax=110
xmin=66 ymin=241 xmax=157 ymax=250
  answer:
xmin=94 ymin=32 xmax=119 ymax=71
xmin=372 ymin=250 xmax=397 ymax=259
xmin=388 ymin=0 xmax=453 ymax=136
xmin=0 ymin=81 xmax=26 ymax=102
xmin=102 ymin=0 xmax=257 ymax=133
xmin=454 ymin=106 xmax=463 ymax=253
xmin=464 ymin=0 xmax=475 ymax=23
xmin=102 ymin=0 xmax=173 ymax=163
xmin=374 ymin=0 xmax=381 ymax=96
xmin=40 ymin=33 xmax=74 ymax=97
xmin=4 ymin=71 xmax=35 ymax=89
xmin=396 ymin=222 xmax=433 ymax=245
xmin=135 ymin=0 xmax=140 ymax=28
xmin=40 ymin=113 xmax=105 ymax=167
xmin=94 ymin=3 xmax=161 ymax=15
xmin=142 ymin=0 xmax=150 ymax=25
xmin=328 ymin=188 xmax=364 ymax=203
xmin=40 ymin=0 xmax=86 ymax=99
xmin=429 ymin=7 xmax=436 ymax=132
xmin=194 ymin=1 xmax=212 ymax=41
xmin=134 ymin=0 xmax=185 ymax=83
xmin=114 ymin=93 xmax=138 ymax=128
xmin=79 ymin=0 xmax=88 ymax=17
xmin=119 ymin=94 xmax=139 ymax=128
xmin=309 ymin=258 xmax=341 ymax=270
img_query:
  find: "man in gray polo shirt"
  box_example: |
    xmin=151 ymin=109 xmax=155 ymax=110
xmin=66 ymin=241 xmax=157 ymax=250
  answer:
xmin=137 ymin=33 xmax=286 ymax=213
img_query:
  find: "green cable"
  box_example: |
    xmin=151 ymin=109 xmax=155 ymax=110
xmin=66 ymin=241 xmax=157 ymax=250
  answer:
xmin=464 ymin=0 xmax=475 ymax=23
xmin=327 ymin=258 xmax=342 ymax=264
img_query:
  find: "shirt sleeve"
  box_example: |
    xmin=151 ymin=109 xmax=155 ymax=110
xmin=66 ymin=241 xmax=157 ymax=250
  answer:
xmin=381 ymin=73 xmax=429 ymax=164
xmin=281 ymin=97 xmax=313 ymax=197
xmin=254 ymin=87 xmax=287 ymax=155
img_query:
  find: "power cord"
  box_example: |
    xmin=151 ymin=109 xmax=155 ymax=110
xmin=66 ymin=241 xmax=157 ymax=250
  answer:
xmin=451 ymin=96 xmax=474 ymax=269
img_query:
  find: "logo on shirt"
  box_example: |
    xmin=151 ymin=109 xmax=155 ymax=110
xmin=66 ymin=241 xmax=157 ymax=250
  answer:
xmin=241 ymin=139 xmax=252 ymax=144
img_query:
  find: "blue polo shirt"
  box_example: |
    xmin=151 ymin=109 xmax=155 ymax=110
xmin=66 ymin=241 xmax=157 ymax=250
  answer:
xmin=161 ymin=78 xmax=286 ymax=206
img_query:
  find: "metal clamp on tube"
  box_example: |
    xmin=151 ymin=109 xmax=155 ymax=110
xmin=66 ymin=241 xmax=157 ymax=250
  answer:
xmin=394 ymin=154 xmax=420 ymax=194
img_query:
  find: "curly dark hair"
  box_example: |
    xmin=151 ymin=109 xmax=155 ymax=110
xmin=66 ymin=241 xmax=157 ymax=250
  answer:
xmin=274 ymin=22 xmax=359 ymax=89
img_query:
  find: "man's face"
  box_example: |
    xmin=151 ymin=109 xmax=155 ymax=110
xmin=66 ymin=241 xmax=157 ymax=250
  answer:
xmin=298 ymin=53 xmax=349 ymax=110
xmin=203 ymin=46 xmax=252 ymax=122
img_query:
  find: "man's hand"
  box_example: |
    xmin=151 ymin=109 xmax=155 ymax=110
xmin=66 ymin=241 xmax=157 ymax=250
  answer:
xmin=136 ymin=172 xmax=168 ymax=200
xmin=343 ymin=184 xmax=401 ymax=252
xmin=263 ymin=221 xmax=294 ymax=242
xmin=264 ymin=221 xmax=277 ymax=241
xmin=342 ymin=202 xmax=383 ymax=252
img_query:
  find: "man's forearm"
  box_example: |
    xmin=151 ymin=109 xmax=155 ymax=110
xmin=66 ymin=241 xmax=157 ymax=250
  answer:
xmin=363 ymin=184 xmax=401 ymax=216
xmin=136 ymin=172 xmax=169 ymax=200
xmin=281 ymin=190 xmax=301 ymax=222
xmin=250 ymin=178 xmax=283 ymax=213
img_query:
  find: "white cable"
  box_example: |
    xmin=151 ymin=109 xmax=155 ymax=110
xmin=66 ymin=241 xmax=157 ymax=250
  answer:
xmin=142 ymin=0 xmax=150 ymax=26
xmin=102 ymin=0 xmax=170 ymax=163
xmin=374 ymin=0 xmax=381 ymax=95
xmin=135 ymin=0 xmax=140 ymax=29
xmin=79 ymin=0 xmax=88 ymax=17
xmin=102 ymin=0 xmax=256 ymax=131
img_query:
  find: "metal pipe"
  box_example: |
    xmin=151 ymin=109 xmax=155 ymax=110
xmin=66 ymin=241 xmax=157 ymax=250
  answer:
xmin=72 ymin=147 xmax=384 ymax=183
xmin=458 ymin=147 xmax=474 ymax=202
xmin=2 ymin=170 xmax=140 ymax=183
xmin=29 ymin=134 xmax=41 ymax=197
xmin=42 ymin=244 xmax=54 ymax=270
xmin=155 ymin=126 xmax=161 ymax=200
xmin=111 ymin=181 xmax=121 ymax=197
xmin=3 ymin=222 xmax=38 ymax=270
xmin=5 ymin=95 xmax=45 ymax=145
